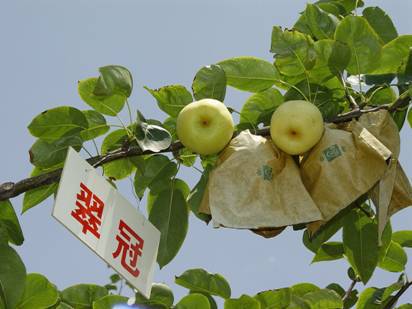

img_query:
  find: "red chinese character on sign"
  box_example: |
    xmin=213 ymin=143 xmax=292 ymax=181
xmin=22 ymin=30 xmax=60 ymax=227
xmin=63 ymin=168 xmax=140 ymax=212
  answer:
xmin=71 ymin=182 xmax=105 ymax=239
xmin=112 ymin=220 xmax=144 ymax=277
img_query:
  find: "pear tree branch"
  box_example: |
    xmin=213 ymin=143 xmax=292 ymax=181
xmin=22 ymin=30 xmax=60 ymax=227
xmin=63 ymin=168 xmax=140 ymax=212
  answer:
xmin=0 ymin=94 xmax=410 ymax=202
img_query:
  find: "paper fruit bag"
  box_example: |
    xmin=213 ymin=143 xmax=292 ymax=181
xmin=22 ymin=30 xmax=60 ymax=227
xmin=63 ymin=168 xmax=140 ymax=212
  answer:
xmin=302 ymin=122 xmax=391 ymax=234
xmin=203 ymin=130 xmax=322 ymax=230
xmin=359 ymin=111 xmax=412 ymax=236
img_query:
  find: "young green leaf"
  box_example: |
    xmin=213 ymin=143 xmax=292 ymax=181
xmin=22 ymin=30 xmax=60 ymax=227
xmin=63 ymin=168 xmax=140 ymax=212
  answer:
xmin=218 ymin=57 xmax=279 ymax=92
xmin=311 ymin=242 xmax=344 ymax=263
xmin=176 ymin=293 xmax=210 ymax=309
xmin=93 ymin=65 xmax=133 ymax=98
xmin=363 ymin=7 xmax=398 ymax=44
xmin=335 ymin=16 xmax=382 ymax=74
xmin=93 ymin=295 xmax=128 ymax=309
xmin=149 ymin=186 xmax=189 ymax=268
xmin=78 ymin=77 xmax=126 ymax=116
xmin=60 ymin=284 xmax=108 ymax=309
xmin=239 ymin=88 xmax=283 ymax=129
xmin=0 ymin=244 xmax=26 ymax=309
xmin=29 ymin=136 xmax=83 ymax=168
xmin=23 ymin=167 xmax=58 ymax=214
xmin=343 ymin=209 xmax=379 ymax=284
xmin=145 ymin=85 xmax=193 ymax=117
xmin=16 ymin=273 xmax=59 ymax=309
xmin=224 ymin=295 xmax=260 ymax=309
xmin=0 ymin=200 xmax=24 ymax=245
xmin=378 ymin=241 xmax=408 ymax=272
xmin=134 ymin=283 xmax=174 ymax=308
xmin=80 ymin=110 xmax=109 ymax=141
xmin=28 ymin=106 xmax=88 ymax=141
xmin=175 ymin=268 xmax=231 ymax=299
xmin=254 ymin=288 xmax=291 ymax=307
xmin=101 ymin=129 xmax=135 ymax=180
xmin=192 ymin=65 xmax=227 ymax=102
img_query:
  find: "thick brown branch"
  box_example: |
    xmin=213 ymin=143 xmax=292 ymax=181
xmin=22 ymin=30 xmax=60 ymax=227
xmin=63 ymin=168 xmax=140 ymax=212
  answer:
xmin=0 ymin=95 xmax=410 ymax=202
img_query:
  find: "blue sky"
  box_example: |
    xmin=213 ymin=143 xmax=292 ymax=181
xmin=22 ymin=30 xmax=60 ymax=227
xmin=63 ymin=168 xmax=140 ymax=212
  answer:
xmin=1 ymin=0 xmax=412 ymax=305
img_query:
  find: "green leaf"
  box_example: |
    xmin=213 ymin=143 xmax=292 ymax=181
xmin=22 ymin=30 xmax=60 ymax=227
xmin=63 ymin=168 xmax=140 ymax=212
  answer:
xmin=356 ymin=287 xmax=385 ymax=309
xmin=101 ymin=129 xmax=135 ymax=180
xmin=366 ymin=86 xmax=396 ymax=106
xmin=60 ymin=284 xmax=108 ymax=309
xmin=149 ymin=186 xmax=188 ymax=268
xmin=0 ymin=244 xmax=26 ymax=309
xmin=326 ymin=283 xmax=358 ymax=308
xmin=312 ymin=242 xmax=344 ymax=263
xmin=16 ymin=273 xmax=58 ymax=309
xmin=28 ymin=106 xmax=88 ymax=142
xmin=363 ymin=7 xmax=398 ymax=44
xmin=163 ymin=117 xmax=177 ymax=141
xmin=134 ymin=155 xmax=178 ymax=199
xmin=291 ymin=283 xmax=320 ymax=297
xmin=398 ymin=305 xmax=412 ymax=309
xmin=29 ymin=136 xmax=83 ymax=168
xmin=314 ymin=39 xmax=351 ymax=76
xmin=55 ymin=302 xmax=74 ymax=309
xmin=255 ymin=288 xmax=291 ymax=307
xmin=284 ymin=80 xmax=345 ymax=119
xmin=239 ymin=88 xmax=283 ymax=128
xmin=391 ymin=109 xmax=408 ymax=131
xmin=192 ymin=65 xmax=227 ymax=102
xmin=224 ymin=295 xmax=260 ymax=309
xmin=371 ymin=36 xmax=412 ymax=75
xmin=288 ymin=295 xmax=310 ymax=309
xmin=218 ymin=57 xmax=279 ymax=92
xmin=378 ymin=241 xmax=407 ymax=272
xmin=93 ymin=65 xmax=133 ymax=98
xmin=135 ymin=121 xmax=172 ymax=152
xmin=93 ymin=295 xmax=128 ymax=309
xmin=134 ymin=283 xmax=174 ymax=308
xmin=187 ymin=170 xmax=212 ymax=223
xmin=23 ymin=167 xmax=58 ymax=214
xmin=80 ymin=110 xmax=109 ymax=141
xmin=364 ymin=74 xmax=395 ymax=86
xmin=190 ymin=292 xmax=218 ymax=309
xmin=176 ymin=293 xmax=210 ymax=309
xmin=343 ymin=209 xmax=379 ymax=284
xmin=392 ymin=230 xmax=412 ymax=247
xmin=301 ymin=289 xmax=343 ymax=308
xmin=109 ymin=274 xmax=120 ymax=283
xmin=175 ymin=268 xmax=231 ymax=299
xmin=0 ymin=200 xmax=24 ymax=245
xmin=271 ymin=27 xmax=317 ymax=76
xmin=408 ymin=108 xmax=412 ymax=128
xmin=178 ymin=148 xmax=197 ymax=167
xmin=78 ymin=77 xmax=126 ymax=116
xmin=145 ymin=85 xmax=193 ymax=117
xmin=305 ymin=4 xmax=337 ymax=40
xmin=335 ymin=16 xmax=382 ymax=74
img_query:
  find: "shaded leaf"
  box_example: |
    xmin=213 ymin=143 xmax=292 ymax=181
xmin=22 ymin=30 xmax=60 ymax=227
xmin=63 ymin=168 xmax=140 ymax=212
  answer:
xmin=0 ymin=200 xmax=24 ymax=245
xmin=192 ymin=65 xmax=226 ymax=102
xmin=218 ymin=57 xmax=279 ymax=92
xmin=305 ymin=4 xmax=337 ymax=40
xmin=149 ymin=187 xmax=188 ymax=268
xmin=363 ymin=7 xmax=398 ymax=44
xmin=187 ymin=170 xmax=212 ymax=223
xmin=391 ymin=109 xmax=408 ymax=131
xmin=16 ymin=273 xmax=58 ymax=309
xmin=60 ymin=284 xmax=108 ymax=309
xmin=134 ymin=283 xmax=174 ymax=308
xmin=312 ymin=242 xmax=344 ymax=263
xmin=93 ymin=295 xmax=128 ymax=309
xmin=224 ymin=295 xmax=260 ymax=309
xmin=255 ymin=288 xmax=291 ymax=308
xmin=145 ymin=85 xmax=193 ymax=117
xmin=372 ymin=36 xmax=412 ymax=75
xmin=366 ymin=86 xmax=396 ymax=106
xmin=94 ymin=65 xmax=133 ymax=97
xmin=176 ymin=293 xmax=210 ymax=309
xmin=101 ymin=129 xmax=135 ymax=180
xmin=343 ymin=209 xmax=379 ymax=284
xmin=80 ymin=110 xmax=109 ymax=141
xmin=29 ymin=136 xmax=83 ymax=168
xmin=0 ymin=244 xmax=26 ymax=309
xmin=78 ymin=77 xmax=126 ymax=116
xmin=335 ymin=16 xmax=382 ymax=74
xmin=378 ymin=241 xmax=407 ymax=272
xmin=28 ymin=106 xmax=87 ymax=141
xmin=175 ymin=268 xmax=231 ymax=299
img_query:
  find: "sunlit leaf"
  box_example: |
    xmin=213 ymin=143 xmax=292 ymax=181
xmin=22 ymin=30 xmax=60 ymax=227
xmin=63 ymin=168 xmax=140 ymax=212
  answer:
xmin=80 ymin=110 xmax=109 ymax=141
xmin=134 ymin=283 xmax=174 ymax=308
xmin=16 ymin=273 xmax=59 ymax=309
xmin=0 ymin=200 xmax=24 ymax=245
xmin=61 ymin=284 xmax=108 ymax=309
xmin=176 ymin=293 xmax=210 ymax=309
xmin=363 ymin=6 xmax=398 ymax=44
xmin=145 ymin=85 xmax=193 ymax=117
xmin=224 ymin=295 xmax=260 ymax=309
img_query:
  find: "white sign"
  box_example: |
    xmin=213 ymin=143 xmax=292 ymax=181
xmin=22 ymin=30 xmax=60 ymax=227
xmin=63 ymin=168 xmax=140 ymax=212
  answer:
xmin=53 ymin=147 xmax=160 ymax=298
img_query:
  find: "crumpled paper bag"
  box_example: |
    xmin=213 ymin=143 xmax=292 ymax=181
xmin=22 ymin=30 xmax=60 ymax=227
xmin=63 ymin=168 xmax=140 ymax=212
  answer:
xmin=302 ymin=122 xmax=392 ymax=235
xmin=199 ymin=130 xmax=322 ymax=233
xmin=358 ymin=110 xmax=412 ymax=239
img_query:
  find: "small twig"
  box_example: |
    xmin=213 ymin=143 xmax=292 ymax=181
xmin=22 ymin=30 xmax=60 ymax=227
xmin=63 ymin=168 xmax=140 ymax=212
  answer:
xmin=342 ymin=278 xmax=358 ymax=302
xmin=383 ymin=281 xmax=412 ymax=309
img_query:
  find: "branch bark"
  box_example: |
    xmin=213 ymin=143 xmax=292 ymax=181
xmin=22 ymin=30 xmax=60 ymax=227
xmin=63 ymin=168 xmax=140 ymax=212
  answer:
xmin=383 ymin=281 xmax=412 ymax=309
xmin=0 ymin=95 xmax=410 ymax=202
